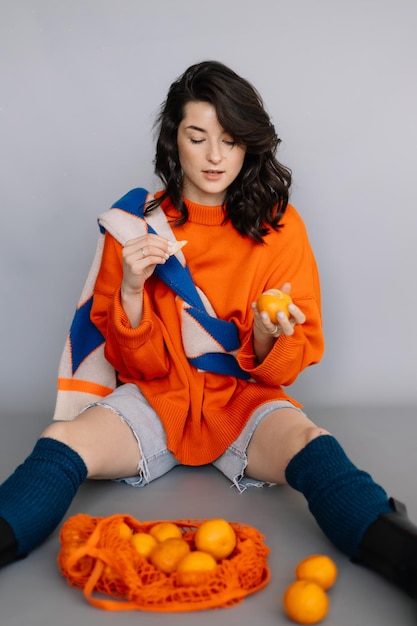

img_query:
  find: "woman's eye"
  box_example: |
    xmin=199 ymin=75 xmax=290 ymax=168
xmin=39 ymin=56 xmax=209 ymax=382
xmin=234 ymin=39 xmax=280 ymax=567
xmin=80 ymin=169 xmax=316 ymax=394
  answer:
xmin=223 ymin=140 xmax=236 ymax=147
xmin=190 ymin=138 xmax=204 ymax=144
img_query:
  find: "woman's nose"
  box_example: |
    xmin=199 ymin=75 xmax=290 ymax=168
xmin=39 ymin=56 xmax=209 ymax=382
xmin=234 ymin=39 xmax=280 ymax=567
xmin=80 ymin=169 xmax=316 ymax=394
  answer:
xmin=206 ymin=142 xmax=222 ymax=163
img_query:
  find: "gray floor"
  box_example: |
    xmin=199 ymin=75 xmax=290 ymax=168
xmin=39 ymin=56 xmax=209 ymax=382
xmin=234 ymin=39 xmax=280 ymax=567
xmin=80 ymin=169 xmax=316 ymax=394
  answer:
xmin=1 ymin=406 xmax=416 ymax=625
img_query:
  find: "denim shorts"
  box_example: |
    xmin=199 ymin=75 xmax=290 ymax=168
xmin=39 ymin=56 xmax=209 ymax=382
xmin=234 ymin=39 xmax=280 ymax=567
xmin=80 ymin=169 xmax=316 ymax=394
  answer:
xmin=82 ymin=383 xmax=305 ymax=492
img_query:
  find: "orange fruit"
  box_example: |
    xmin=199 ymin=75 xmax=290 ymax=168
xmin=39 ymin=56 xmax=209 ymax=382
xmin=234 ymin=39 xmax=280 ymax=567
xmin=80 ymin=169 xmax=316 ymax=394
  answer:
xmin=295 ymin=554 xmax=338 ymax=591
xmin=149 ymin=522 xmax=183 ymax=543
xmin=118 ymin=521 xmax=133 ymax=539
xmin=131 ymin=532 xmax=158 ymax=558
xmin=103 ymin=563 xmax=122 ymax=584
xmin=256 ymin=289 xmax=293 ymax=322
xmin=176 ymin=550 xmax=217 ymax=586
xmin=194 ymin=518 xmax=237 ymax=560
xmin=149 ymin=537 xmax=191 ymax=574
xmin=283 ymin=579 xmax=329 ymax=624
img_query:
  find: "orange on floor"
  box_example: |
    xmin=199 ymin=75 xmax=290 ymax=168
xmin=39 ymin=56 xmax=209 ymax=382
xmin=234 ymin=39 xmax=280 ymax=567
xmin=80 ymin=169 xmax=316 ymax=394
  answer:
xmin=295 ymin=554 xmax=338 ymax=591
xmin=283 ymin=579 xmax=329 ymax=624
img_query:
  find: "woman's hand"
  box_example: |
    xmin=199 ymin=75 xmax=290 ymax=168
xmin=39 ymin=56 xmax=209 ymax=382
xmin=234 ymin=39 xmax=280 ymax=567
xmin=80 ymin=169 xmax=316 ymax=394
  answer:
xmin=251 ymin=283 xmax=306 ymax=363
xmin=121 ymin=234 xmax=170 ymax=327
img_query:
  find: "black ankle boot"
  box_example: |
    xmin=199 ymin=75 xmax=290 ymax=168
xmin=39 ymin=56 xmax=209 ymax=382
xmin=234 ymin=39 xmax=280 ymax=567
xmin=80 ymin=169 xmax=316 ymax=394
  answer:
xmin=0 ymin=517 xmax=19 ymax=567
xmin=353 ymin=497 xmax=417 ymax=597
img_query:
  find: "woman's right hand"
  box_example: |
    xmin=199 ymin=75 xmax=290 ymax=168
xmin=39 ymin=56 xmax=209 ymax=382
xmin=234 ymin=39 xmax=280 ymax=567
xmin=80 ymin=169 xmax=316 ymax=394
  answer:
xmin=120 ymin=234 xmax=170 ymax=327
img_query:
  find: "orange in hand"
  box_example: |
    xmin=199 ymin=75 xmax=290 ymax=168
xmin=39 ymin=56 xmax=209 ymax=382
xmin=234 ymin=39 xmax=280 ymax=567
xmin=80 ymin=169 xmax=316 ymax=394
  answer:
xmin=295 ymin=554 xmax=338 ymax=591
xmin=176 ymin=550 xmax=217 ymax=586
xmin=194 ymin=518 xmax=237 ymax=561
xmin=283 ymin=579 xmax=329 ymax=624
xmin=256 ymin=289 xmax=292 ymax=322
xmin=150 ymin=537 xmax=190 ymax=574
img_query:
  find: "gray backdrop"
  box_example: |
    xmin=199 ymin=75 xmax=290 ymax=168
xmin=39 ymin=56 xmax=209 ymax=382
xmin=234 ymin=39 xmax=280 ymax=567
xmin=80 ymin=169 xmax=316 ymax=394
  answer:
xmin=1 ymin=0 xmax=416 ymax=418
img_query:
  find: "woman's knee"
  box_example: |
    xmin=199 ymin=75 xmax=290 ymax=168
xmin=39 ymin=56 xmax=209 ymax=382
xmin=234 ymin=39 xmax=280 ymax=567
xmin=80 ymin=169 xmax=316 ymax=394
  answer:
xmin=41 ymin=407 xmax=141 ymax=480
xmin=246 ymin=410 xmax=331 ymax=484
xmin=302 ymin=425 xmax=331 ymax=449
xmin=41 ymin=420 xmax=92 ymax=471
xmin=41 ymin=420 xmax=74 ymax=445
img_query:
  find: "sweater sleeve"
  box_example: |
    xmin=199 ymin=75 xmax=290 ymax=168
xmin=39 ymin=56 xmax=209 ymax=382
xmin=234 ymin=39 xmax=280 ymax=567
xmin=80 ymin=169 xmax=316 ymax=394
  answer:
xmin=237 ymin=205 xmax=325 ymax=387
xmin=237 ymin=296 xmax=324 ymax=386
xmin=90 ymin=233 xmax=171 ymax=381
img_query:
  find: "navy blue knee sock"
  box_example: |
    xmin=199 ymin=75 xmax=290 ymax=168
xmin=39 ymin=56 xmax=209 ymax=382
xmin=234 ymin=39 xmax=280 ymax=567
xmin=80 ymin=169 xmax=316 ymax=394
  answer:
xmin=285 ymin=434 xmax=393 ymax=558
xmin=0 ymin=437 xmax=87 ymax=562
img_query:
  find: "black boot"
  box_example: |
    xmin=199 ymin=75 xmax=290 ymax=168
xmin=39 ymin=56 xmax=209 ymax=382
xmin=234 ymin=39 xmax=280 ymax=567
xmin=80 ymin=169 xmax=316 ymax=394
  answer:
xmin=0 ymin=517 xmax=19 ymax=567
xmin=353 ymin=497 xmax=417 ymax=597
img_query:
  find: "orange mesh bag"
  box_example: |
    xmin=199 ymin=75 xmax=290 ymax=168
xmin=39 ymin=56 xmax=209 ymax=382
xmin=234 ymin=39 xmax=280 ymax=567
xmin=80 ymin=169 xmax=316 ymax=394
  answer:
xmin=58 ymin=513 xmax=270 ymax=612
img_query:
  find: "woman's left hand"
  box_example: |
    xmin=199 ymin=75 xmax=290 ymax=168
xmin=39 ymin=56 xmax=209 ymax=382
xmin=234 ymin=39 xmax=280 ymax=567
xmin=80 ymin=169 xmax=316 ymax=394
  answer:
xmin=251 ymin=283 xmax=306 ymax=361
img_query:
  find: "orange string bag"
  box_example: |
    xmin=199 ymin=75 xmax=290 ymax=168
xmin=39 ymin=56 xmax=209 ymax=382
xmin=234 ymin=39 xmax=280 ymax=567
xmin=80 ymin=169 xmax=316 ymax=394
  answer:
xmin=57 ymin=513 xmax=271 ymax=612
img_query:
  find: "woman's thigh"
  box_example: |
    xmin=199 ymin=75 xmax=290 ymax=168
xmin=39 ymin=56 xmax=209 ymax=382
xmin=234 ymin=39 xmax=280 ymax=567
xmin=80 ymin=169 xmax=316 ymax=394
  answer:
xmin=245 ymin=407 xmax=330 ymax=484
xmin=41 ymin=405 xmax=141 ymax=480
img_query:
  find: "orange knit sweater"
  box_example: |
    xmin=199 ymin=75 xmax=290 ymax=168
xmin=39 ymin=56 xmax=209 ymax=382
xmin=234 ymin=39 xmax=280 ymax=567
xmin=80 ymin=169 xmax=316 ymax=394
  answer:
xmin=90 ymin=195 xmax=324 ymax=465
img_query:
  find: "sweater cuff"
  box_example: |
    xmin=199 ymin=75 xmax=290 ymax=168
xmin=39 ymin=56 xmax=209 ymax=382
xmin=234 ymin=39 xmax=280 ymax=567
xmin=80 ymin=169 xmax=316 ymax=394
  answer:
xmin=238 ymin=330 xmax=304 ymax=384
xmin=110 ymin=289 xmax=153 ymax=348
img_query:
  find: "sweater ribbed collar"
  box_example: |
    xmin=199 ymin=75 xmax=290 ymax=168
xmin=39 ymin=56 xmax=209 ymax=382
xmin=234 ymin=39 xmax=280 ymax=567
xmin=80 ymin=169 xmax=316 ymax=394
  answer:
xmin=158 ymin=191 xmax=226 ymax=226
xmin=182 ymin=197 xmax=225 ymax=226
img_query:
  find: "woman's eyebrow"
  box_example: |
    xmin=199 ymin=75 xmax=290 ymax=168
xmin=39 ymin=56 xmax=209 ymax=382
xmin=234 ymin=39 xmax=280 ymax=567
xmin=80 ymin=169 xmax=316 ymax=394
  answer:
xmin=185 ymin=124 xmax=206 ymax=132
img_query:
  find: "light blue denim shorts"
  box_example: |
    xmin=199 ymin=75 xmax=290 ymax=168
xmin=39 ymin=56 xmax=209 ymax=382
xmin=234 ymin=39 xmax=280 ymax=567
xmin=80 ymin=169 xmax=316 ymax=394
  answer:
xmin=83 ymin=383 xmax=305 ymax=492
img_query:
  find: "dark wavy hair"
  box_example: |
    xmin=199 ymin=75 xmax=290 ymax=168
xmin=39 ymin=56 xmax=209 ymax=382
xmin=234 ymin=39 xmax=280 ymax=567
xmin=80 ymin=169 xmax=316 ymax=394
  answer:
xmin=147 ymin=60 xmax=292 ymax=243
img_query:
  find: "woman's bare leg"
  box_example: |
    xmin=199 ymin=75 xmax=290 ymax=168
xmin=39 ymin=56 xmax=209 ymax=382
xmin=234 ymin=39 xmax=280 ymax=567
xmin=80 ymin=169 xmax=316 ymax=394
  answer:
xmin=246 ymin=407 xmax=330 ymax=484
xmin=0 ymin=406 xmax=141 ymax=565
xmin=41 ymin=405 xmax=141 ymax=480
xmin=245 ymin=406 xmax=413 ymax=596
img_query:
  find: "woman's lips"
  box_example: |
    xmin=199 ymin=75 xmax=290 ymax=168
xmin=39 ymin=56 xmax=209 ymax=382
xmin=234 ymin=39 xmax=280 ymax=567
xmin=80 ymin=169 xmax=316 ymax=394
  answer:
xmin=202 ymin=170 xmax=224 ymax=180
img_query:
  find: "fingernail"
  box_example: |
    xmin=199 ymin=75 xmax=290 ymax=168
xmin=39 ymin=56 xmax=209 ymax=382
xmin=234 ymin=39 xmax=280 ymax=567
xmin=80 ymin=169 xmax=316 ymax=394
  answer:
xmin=288 ymin=304 xmax=295 ymax=312
xmin=278 ymin=311 xmax=286 ymax=319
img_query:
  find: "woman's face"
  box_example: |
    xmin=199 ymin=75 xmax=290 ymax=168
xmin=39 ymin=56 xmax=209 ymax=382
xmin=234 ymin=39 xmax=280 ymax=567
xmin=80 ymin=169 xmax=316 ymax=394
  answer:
xmin=177 ymin=101 xmax=246 ymax=205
